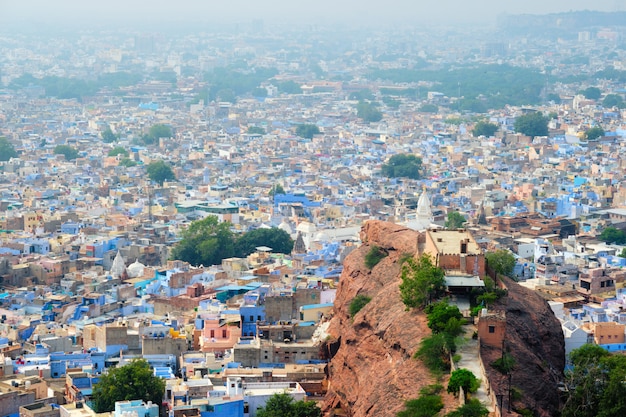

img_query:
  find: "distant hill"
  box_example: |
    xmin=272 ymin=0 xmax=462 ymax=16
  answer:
xmin=498 ymin=10 xmax=626 ymax=37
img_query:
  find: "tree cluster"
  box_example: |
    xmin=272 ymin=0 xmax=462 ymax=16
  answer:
xmin=400 ymin=254 xmax=445 ymax=310
xmin=53 ymin=145 xmax=79 ymax=161
xmin=142 ymin=124 xmax=172 ymax=145
xmin=356 ymin=101 xmax=383 ymax=122
xmin=381 ymin=154 xmax=423 ymax=180
xmin=514 ymin=112 xmax=549 ymax=138
xmin=0 ymin=137 xmax=18 ymax=161
xmin=598 ymin=226 xmax=626 ymax=245
xmin=170 ymin=216 xmax=294 ymax=267
xmin=92 ymin=359 xmax=165 ymax=413
xmin=562 ymin=344 xmax=626 ymax=417
xmin=485 ymin=249 xmax=516 ymax=278
xmin=472 ymin=121 xmax=499 ymax=137
xmin=295 ymin=124 xmax=320 ymax=139
xmin=584 ymin=126 xmax=605 ymax=140
xmin=256 ymin=393 xmax=320 ymax=417
xmin=445 ymin=211 xmax=467 ymax=229
xmin=146 ymin=160 xmax=176 ymax=186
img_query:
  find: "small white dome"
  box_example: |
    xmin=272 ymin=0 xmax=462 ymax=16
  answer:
xmin=127 ymin=259 xmax=145 ymax=278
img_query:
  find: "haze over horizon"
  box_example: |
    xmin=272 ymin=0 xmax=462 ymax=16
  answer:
xmin=1 ymin=0 xmax=625 ymax=30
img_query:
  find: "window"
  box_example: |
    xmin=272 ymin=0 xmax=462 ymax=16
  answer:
xmin=210 ymin=330 xmax=215 ymax=338
xmin=249 ymin=315 xmax=254 ymax=322
xmin=222 ymin=329 xmax=227 ymax=338
xmin=257 ymin=315 xmax=262 ymax=321
xmin=488 ymin=325 xmax=495 ymax=334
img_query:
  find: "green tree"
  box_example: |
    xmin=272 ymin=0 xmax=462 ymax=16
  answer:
xmin=472 ymin=121 xmax=498 ymax=137
xmin=92 ymin=359 xmax=165 ymax=413
xmin=108 ymin=146 xmax=128 ymax=157
xmin=356 ymin=101 xmax=383 ymax=122
xmin=295 ymin=124 xmax=320 ymax=139
xmin=0 ymin=137 xmax=18 ymax=161
xmin=252 ymin=87 xmax=268 ymax=97
xmin=397 ymin=386 xmax=444 ymax=417
xmin=234 ymin=227 xmax=294 ymax=257
xmin=170 ymin=216 xmax=236 ymax=267
xmin=514 ymin=112 xmax=549 ymax=138
xmin=562 ymin=344 xmax=624 ymax=417
xmin=598 ymin=226 xmax=626 ymax=245
xmin=277 ymin=80 xmax=302 ymax=94
xmin=602 ymin=94 xmax=625 ymax=108
xmin=445 ymin=399 xmax=489 ymax=417
xmin=349 ymin=295 xmax=372 ymax=317
xmin=247 ymin=126 xmax=265 ymax=135
xmin=585 ymin=126 xmax=605 ymax=140
xmin=416 ymin=334 xmax=453 ymax=374
xmin=445 ymin=212 xmax=467 ymax=229
xmin=53 ymin=145 xmax=79 ymax=160
xmin=419 ymin=103 xmax=439 ymax=113
xmin=146 ymin=160 xmax=176 ymax=186
xmin=146 ymin=124 xmax=172 ymax=144
xmin=619 ymin=248 xmax=626 ymax=258
xmin=269 ymin=183 xmax=285 ymax=196
xmin=426 ymin=300 xmax=464 ymax=335
xmin=400 ymin=254 xmax=446 ymax=309
xmin=101 ymin=126 xmax=118 ymax=143
xmin=119 ymin=158 xmax=137 ymax=167
xmin=580 ymin=86 xmax=601 ymax=100
xmin=447 ymin=368 xmax=480 ymax=396
xmin=381 ymin=154 xmax=423 ymax=180
xmin=256 ymin=393 xmax=320 ymax=417
xmin=365 ymin=245 xmax=388 ymax=269
xmin=485 ymin=249 xmax=516 ymax=277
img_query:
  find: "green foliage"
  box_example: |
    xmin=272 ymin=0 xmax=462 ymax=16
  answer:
xmin=580 ymin=86 xmax=601 ymax=100
xmin=143 ymin=124 xmax=172 ymax=145
xmin=419 ymin=103 xmax=439 ymax=113
xmin=269 ymin=183 xmax=285 ymax=196
xmin=0 ymin=137 xmax=18 ymax=161
xmin=426 ymin=301 xmax=464 ymax=335
xmin=445 ymin=117 xmax=465 ymax=125
xmin=108 ymin=146 xmax=128 ymax=157
xmin=349 ymin=295 xmax=372 ymax=317
xmin=514 ymin=112 xmax=549 ymax=137
xmin=9 ymin=72 xmax=141 ymax=100
xmin=256 ymin=393 xmax=320 ymax=417
xmin=472 ymin=121 xmax=498 ymax=137
xmin=170 ymin=216 xmax=235 ymax=267
xmin=365 ymin=245 xmax=388 ymax=269
xmin=397 ymin=394 xmax=443 ymax=417
xmin=381 ymin=153 xmax=423 ymax=180
xmin=485 ymin=249 xmax=516 ymax=277
xmin=491 ymin=352 xmax=516 ymax=374
xmin=252 ymin=87 xmax=268 ymax=97
xmin=146 ymin=160 xmax=176 ymax=186
xmin=118 ymin=158 xmax=137 ymax=167
xmin=416 ymin=334 xmax=452 ymax=374
xmin=458 ymin=99 xmax=488 ymax=114
xmin=101 ymin=126 xmax=119 ymax=143
xmin=382 ymin=96 xmax=401 ymax=109
xmin=247 ymin=126 xmax=266 ymax=135
xmin=602 ymin=94 xmax=626 ymax=109
xmin=400 ymin=254 xmax=445 ymax=309
xmin=356 ymin=101 xmax=383 ymax=122
xmin=585 ymin=126 xmax=605 ymax=140
xmin=562 ymin=344 xmax=626 ymax=417
xmin=277 ymin=80 xmax=302 ymax=94
xmin=476 ymin=292 xmax=498 ymax=307
xmin=53 ymin=145 xmax=79 ymax=160
xmin=445 ymin=211 xmax=467 ymax=229
xmin=598 ymin=226 xmax=626 ymax=245
xmin=445 ymin=399 xmax=489 ymax=417
xmin=92 ymin=359 xmax=165 ymax=413
xmin=204 ymin=66 xmax=278 ymax=101
xmin=234 ymin=227 xmax=294 ymax=257
xmin=619 ymin=248 xmax=626 ymax=258
xmin=295 ymin=124 xmax=320 ymax=139
xmin=447 ymin=368 xmax=480 ymax=396
xmin=369 ymin=64 xmax=544 ymax=110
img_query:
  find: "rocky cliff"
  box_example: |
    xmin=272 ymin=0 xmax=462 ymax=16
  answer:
xmin=322 ymin=221 xmax=566 ymax=417
xmin=480 ymin=277 xmax=565 ymax=417
xmin=322 ymin=221 xmax=455 ymax=416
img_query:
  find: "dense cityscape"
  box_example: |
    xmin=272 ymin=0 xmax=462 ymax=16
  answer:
xmin=0 ymin=5 xmax=626 ymax=417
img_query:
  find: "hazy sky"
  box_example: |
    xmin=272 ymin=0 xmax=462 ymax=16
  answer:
xmin=1 ymin=0 xmax=624 ymax=28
